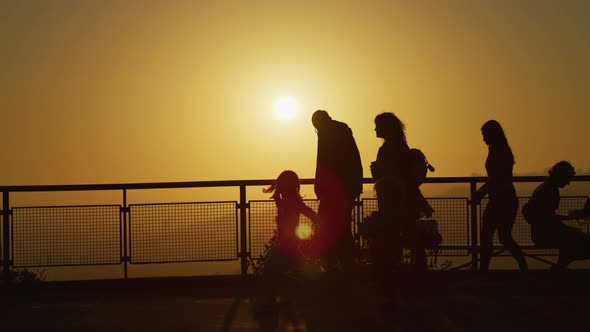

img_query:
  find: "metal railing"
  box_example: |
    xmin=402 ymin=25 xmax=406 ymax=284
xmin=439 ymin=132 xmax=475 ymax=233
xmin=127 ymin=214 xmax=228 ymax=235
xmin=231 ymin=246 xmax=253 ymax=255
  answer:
xmin=1 ymin=176 xmax=589 ymax=279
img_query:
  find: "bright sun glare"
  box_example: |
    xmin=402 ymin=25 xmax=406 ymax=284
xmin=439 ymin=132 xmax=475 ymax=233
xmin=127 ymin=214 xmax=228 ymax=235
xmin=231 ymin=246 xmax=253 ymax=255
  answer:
xmin=295 ymin=224 xmax=313 ymax=240
xmin=274 ymin=96 xmax=298 ymax=120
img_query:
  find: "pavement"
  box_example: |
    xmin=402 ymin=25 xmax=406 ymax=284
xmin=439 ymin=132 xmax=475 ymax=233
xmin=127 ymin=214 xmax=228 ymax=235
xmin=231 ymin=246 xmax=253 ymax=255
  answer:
xmin=2 ymin=271 xmax=590 ymax=332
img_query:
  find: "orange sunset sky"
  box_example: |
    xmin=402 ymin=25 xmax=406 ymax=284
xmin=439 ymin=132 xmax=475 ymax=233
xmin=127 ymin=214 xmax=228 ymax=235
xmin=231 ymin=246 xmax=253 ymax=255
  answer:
xmin=2 ymin=1 xmax=589 ymax=186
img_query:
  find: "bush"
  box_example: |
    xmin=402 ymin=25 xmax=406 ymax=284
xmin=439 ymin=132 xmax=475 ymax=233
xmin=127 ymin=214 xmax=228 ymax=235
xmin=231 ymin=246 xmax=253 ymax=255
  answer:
xmin=2 ymin=268 xmax=46 ymax=286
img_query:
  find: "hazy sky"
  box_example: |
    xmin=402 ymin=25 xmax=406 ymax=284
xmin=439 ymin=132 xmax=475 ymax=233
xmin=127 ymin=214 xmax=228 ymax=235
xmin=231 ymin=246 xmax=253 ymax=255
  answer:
xmin=2 ymin=1 xmax=589 ymax=185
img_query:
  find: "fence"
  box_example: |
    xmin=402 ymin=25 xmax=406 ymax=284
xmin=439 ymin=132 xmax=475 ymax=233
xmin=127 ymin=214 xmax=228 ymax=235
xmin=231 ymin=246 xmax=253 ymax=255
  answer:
xmin=1 ymin=176 xmax=589 ymax=279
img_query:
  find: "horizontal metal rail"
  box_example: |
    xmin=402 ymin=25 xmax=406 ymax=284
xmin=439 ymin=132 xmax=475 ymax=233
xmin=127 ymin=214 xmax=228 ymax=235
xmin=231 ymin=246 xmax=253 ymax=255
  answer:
xmin=3 ymin=175 xmax=588 ymax=192
xmin=1 ymin=176 xmax=588 ymax=279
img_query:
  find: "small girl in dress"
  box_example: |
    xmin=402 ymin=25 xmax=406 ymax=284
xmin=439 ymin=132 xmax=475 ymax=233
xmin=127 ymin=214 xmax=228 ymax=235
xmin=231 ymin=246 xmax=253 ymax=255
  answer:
xmin=262 ymin=170 xmax=319 ymax=272
xmin=253 ymin=171 xmax=319 ymax=327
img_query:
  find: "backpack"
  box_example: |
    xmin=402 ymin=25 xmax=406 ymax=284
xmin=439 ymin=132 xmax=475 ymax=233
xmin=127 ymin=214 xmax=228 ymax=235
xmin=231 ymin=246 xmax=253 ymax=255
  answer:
xmin=408 ymin=148 xmax=435 ymax=186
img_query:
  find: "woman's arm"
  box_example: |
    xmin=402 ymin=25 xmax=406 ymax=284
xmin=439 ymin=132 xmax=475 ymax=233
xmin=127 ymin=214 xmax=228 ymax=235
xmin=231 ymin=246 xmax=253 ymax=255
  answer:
xmin=474 ymin=183 xmax=488 ymax=203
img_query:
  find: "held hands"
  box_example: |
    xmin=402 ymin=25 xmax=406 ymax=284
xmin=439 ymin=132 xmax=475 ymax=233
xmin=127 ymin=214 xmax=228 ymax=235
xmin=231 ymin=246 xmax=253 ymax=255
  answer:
xmin=472 ymin=189 xmax=485 ymax=204
xmin=370 ymin=161 xmax=380 ymax=179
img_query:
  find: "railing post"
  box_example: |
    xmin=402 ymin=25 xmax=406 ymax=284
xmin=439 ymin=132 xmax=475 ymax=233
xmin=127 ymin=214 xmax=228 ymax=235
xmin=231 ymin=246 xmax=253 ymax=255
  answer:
xmin=469 ymin=180 xmax=479 ymax=272
xmin=122 ymin=189 xmax=128 ymax=279
xmin=239 ymin=185 xmax=248 ymax=275
xmin=2 ymin=191 xmax=10 ymax=277
xmin=354 ymin=196 xmax=362 ymax=252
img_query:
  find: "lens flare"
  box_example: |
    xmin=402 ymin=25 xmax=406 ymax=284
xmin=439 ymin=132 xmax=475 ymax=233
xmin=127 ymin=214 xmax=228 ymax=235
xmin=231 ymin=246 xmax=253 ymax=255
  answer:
xmin=295 ymin=223 xmax=313 ymax=240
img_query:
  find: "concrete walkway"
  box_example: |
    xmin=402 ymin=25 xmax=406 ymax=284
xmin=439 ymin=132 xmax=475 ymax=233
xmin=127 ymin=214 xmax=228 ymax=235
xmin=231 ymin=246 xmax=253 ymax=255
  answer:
xmin=2 ymin=271 xmax=590 ymax=331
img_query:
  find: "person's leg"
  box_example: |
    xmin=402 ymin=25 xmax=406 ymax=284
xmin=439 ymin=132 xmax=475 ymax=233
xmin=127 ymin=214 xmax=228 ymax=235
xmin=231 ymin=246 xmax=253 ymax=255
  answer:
xmin=335 ymin=198 xmax=356 ymax=272
xmin=555 ymin=251 xmax=574 ymax=270
xmin=497 ymin=224 xmax=528 ymax=272
xmin=335 ymin=227 xmax=355 ymax=272
xmin=316 ymin=199 xmax=334 ymax=271
xmin=579 ymin=235 xmax=590 ymax=260
xmin=372 ymin=222 xmax=400 ymax=308
xmin=411 ymin=247 xmax=428 ymax=272
xmin=403 ymin=219 xmax=427 ymax=272
xmin=254 ymin=247 xmax=284 ymax=329
xmin=556 ymin=226 xmax=590 ymax=269
xmin=479 ymin=220 xmax=495 ymax=272
xmin=318 ymin=193 xmax=355 ymax=273
xmin=403 ymin=186 xmax=426 ymax=271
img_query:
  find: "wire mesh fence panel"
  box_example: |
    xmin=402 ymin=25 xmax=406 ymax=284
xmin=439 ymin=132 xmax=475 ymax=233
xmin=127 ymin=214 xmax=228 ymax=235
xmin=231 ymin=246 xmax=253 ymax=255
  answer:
xmin=362 ymin=198 xmax=470 ymax=256
xmin=129 ymin=201 xmax=238 ymax=263
xmin=479 ymin=196 xmax=588 ymax=256
xmin=249 ymin=200 xmax=319 ymax=260
xmin=12 ymin=205 xmax=121 ymax=267
xmin=428 ymin=198 xmax=470 ymax=255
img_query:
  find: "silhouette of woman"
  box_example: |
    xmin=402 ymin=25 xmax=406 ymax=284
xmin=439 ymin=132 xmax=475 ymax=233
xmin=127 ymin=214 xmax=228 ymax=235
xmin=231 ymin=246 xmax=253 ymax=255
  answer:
xmin=369 ymin=112 xmax=410 ymax=308
xmin=474 ymin=120 xmax=528 ymax=272
xmin=370 ymin=112 xmax=409 ymax=258
xmin=371 ymin=112 xmax=429 ymax=272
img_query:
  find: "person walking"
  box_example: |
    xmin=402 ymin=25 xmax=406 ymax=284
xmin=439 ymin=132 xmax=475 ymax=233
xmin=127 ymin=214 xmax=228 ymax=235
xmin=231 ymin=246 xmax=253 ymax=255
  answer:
xmin=370 ymin=112 xmax=430 ymax=273
xmin=312 ymin=110 xmax=363 ymax=272
xmin=254 ymin=170 xmax=319 ymax=330
xmin=473 ymin=120 xmax=528 ymax=272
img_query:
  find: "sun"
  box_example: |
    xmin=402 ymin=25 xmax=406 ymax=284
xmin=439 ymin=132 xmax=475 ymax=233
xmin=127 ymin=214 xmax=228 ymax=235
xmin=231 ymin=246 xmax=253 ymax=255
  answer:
xmin=274 ymin=96 xmax=298 ymax=120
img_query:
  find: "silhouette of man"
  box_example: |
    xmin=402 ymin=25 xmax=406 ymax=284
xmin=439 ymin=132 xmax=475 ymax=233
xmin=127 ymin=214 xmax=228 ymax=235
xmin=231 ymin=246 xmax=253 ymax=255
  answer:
xmin=312 ymin=110 xmax=363 ymax=272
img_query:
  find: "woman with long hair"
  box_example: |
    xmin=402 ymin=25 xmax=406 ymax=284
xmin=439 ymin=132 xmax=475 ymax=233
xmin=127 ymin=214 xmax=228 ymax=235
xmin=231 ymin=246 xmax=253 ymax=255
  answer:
xmin=370 ymin=113 xmax=411 ymax=251
xmin=371 ymin=112 xmax=430 ymax=269
xmin=370 ymin=112 xmax=433 ymax=311
xmin=474 ymin=120 xmax=528 ymax=272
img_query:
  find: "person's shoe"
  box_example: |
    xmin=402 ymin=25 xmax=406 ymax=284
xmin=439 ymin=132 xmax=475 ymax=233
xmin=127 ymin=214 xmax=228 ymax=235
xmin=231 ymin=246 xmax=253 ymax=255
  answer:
xmin=549 ymin=264 xmax=568 ymax=272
